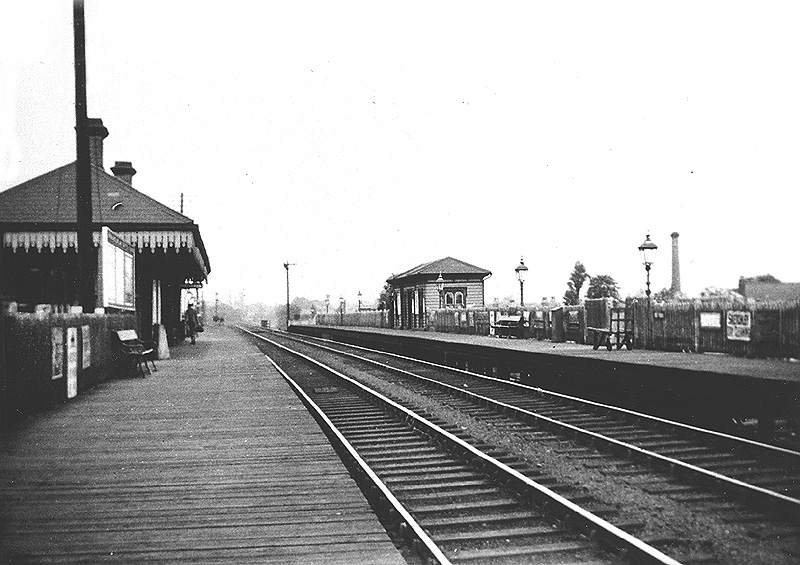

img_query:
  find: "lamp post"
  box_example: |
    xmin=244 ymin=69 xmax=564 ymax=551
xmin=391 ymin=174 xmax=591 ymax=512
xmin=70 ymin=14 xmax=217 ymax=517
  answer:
xmin=436 ymin=272 xmax=445 ymax=309
xmin=514 ymin=257 xmax=528 ymax=307
xmin=638 ymin=234 xmax=658 ymax=348
xmin=339 ymin=295 xmax=345 ymax=325
xmin=357 ymin=290 xmax=362 ymax=312
xmin=638 ymin=234 xmax=658 ymax=298
xmin=325 ymin=294 xmax=330 ymax=314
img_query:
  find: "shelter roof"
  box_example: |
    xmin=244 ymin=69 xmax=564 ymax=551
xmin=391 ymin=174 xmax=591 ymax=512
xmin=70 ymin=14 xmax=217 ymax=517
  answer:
xmin=0 ymin=161 xmax=210 ymax=276
xmin=0 ymin=162 xmax=191 ymax=226
xmin=387 ymin=256 xmax=491 ymax=284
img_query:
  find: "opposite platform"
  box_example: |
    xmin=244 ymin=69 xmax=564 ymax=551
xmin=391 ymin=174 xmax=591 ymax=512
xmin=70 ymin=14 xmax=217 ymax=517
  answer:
xmin=304 ymin=325 xmax=800 ymax=382
xmin=0 ymin=327 xmax=405 ymax=565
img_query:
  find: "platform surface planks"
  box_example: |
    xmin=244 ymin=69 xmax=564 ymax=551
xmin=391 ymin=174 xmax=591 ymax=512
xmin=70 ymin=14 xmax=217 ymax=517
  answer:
xmin=0 ymin=327 xmax=406 ymax=565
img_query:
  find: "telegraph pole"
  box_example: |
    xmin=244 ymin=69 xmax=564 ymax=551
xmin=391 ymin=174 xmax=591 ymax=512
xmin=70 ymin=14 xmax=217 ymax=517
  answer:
xmin=73 ymin=0 xmax=93 ymax=311
xmin=283 ymin=261 xmax=295 ymax=330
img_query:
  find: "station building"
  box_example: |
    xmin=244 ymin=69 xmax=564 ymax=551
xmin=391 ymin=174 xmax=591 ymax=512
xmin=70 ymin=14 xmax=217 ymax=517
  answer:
xmin=0 ymin=118 xmax=210 ymax=345
xmin=387 ymin=256 xmax=491 ymax=329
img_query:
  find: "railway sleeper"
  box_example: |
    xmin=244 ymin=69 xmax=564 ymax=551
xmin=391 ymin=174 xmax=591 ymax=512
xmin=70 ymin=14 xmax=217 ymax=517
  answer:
xmin=377 ymin=462 xmax=472 ymax=477
xmin=371 ymin=457 xmax=459 ymax=472
xmin=444 ymin=539 xmax=602 ymax=564
xmin=410 ymin=498 xmax=522 ymax=515
xmin=434 ymin=524 xmax=564 ymax=545
xmin=383 ymin=471 xmax=480 ymax=486
xmin=392 ymin=479 xmax=493 ymax=494
xmin=422 ymin=509 xmax=543 ymax=530
xmin=401 ymin=487 xmax=504 ymax=503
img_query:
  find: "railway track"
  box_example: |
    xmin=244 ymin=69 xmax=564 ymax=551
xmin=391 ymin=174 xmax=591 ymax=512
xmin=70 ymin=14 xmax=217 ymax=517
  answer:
xmin=247 ymin=327 xmax=800 ymax=562
xmin=270 ymin=329 xmax=800 ymax=521
xmin=243 ymin=327 xmax=683 ymax=565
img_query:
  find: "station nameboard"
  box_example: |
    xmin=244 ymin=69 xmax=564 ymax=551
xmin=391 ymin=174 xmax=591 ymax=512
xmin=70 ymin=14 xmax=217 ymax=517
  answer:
xmin=98 ymin=226 xmax=135 ymax=311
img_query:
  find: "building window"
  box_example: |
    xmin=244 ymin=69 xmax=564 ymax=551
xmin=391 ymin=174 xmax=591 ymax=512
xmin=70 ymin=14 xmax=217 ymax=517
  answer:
xmin=443 ymin=287 xmax=467 ymax=308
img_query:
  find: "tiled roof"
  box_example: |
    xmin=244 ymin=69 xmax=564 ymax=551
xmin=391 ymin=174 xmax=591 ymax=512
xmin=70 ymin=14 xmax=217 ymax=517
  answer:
xmin=388 ymin=256 xmax=491 ymax=283
xmin=0 ymin=161 xmax=210 ymax=275
xmin=0 ymin=162 xmax=193 ymax=226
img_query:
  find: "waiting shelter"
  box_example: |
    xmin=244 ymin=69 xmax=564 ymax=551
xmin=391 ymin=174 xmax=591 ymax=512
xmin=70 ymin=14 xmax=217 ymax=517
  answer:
xmin=0 ymin=118 xmax=210 ymax=347
xmin=387 ymin=256 xmax=491 ymax=329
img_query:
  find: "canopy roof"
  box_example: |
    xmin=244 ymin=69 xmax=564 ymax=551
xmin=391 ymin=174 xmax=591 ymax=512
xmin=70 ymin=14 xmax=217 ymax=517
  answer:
xmin=0 ymin=162 xmax=209 ymax=277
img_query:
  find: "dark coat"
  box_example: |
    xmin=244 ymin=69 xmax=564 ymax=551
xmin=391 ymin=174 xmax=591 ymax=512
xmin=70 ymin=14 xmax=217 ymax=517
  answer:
xmin=185 ymin=306 xmax=199 ymax=330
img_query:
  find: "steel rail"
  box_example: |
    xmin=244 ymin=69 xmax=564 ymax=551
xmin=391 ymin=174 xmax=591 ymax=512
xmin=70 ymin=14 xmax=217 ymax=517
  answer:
xmin=247 ymin=333 xmax=452 ymax=565
xmin=275 ymin=329 xmax=800 ymax=517
xmin=288 ymin=329 xmax=800 ymax=459
xmin=243 ymin=327 xmax=683 ymax=565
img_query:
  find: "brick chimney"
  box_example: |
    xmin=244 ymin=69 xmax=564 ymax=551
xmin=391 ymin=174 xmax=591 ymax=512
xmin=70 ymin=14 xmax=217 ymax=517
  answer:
xmin=111 ymin=161 xmax=136 ymax=185
xmin=670 ymin=232 xmax=681 ymax=294
xmin=87 ymin=118 xmax=109 ymax=169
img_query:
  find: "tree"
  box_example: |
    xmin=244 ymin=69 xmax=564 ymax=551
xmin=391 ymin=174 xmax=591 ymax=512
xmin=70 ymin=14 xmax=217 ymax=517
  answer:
xmin=700 ymin=286 xmax=744 ymax=301
xmin=378 ymin=283 xmax=392 ymax=311
xmin=563 ymin=261 xmax=589 ymax=305
xmin=652 ymin=287 xmax=675 ymax=302
xmin=586 ymin=274 xmax=620 ymax=300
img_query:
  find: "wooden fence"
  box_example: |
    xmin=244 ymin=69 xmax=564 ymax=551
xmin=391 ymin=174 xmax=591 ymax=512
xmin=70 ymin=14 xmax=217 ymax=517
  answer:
xmin=315 ymin=310 xmax=391 ymax=328
xmin=637 ymin=300 xmax=800 ymax=357
xmin=315 ymin=299 xmax=800 ymax=359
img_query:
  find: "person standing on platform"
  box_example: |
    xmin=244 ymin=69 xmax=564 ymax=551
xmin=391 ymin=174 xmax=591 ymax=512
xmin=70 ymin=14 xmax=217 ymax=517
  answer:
xmin=185 ymin=302 xmax=199 ymax=345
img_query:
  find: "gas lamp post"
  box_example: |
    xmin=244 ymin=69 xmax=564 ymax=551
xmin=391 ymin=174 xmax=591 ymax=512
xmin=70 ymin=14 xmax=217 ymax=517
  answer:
xmin=638 ymin=234 xmax=658 ymax=348
xmin=514 ymin=257 xmax=528 ymax=307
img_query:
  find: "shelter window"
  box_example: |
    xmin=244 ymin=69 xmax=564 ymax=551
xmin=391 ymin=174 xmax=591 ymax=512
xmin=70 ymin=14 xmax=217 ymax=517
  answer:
xmin=443 ymin=288 xmax=467 ymax=308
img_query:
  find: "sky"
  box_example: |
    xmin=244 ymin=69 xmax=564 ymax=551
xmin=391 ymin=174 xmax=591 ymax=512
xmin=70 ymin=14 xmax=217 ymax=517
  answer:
xmin=2 ymin=1 xmax=799 ymax=308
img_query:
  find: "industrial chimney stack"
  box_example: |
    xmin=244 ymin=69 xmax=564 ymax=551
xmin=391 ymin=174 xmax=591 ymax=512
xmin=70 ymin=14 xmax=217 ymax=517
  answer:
xmin=670 ymin=232 xmax=681 ymax=294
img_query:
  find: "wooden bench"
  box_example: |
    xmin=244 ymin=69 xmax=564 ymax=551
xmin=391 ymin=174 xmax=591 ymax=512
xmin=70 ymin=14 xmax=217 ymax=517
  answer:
xmin=491 ymin=315 xmax=527 ymax=339
xmin=113 ymin=329 xmax=157 ymax=377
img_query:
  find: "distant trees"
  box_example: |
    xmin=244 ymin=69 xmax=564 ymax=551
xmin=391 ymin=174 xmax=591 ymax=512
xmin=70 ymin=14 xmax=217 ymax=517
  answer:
xmin=563 ymin=261 xmax=589 ymax=305
xmin=700 ymin=287 xmax=744 ymax=301
xmin=586 ymin=275 xmax=620 ymax=300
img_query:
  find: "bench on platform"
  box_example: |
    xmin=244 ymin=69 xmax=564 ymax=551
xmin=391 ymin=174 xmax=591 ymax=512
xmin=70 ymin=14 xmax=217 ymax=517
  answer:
xmin=113 ymin=329 xmax=157 ymax=377
xmin=491 ymin=315 xmax=527 ymax=339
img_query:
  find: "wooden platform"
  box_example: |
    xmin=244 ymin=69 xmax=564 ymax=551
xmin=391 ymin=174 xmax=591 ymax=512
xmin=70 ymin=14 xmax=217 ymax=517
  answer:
xmin=0 ymin=327 xmax=405 ymax=565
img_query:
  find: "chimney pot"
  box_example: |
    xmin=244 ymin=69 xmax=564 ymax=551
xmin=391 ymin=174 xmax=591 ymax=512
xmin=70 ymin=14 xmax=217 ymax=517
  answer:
xmin=111 ymin=161 xmax=137 ymax=185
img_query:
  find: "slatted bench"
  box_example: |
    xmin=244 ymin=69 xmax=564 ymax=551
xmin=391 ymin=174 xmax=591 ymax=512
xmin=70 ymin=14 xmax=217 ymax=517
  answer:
xmin=491 ymin=315 xmax=527 ymax=339
xmin=113 ymin=329 xmax=157 ymax=377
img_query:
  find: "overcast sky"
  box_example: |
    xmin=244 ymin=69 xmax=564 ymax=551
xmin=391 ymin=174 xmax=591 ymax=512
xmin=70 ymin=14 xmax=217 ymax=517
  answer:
xmin=2 ymin=2 xmax=799 ymax=307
